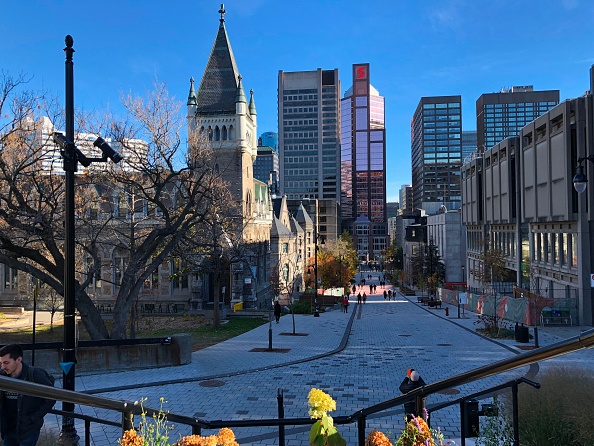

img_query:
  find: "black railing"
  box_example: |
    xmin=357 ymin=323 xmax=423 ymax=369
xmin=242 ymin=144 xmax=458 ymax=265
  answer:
xmin=2 ymin=328 xmax=593 ymax=445
xmin=427 ymin=377 xmax=541 ymax=446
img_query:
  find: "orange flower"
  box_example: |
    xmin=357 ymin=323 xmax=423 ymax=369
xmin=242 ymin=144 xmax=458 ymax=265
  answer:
xmin=365 ymin=429 xmax=393 ymax=446
xmin=119 ymin=429 xmax=144 ymax=446
xmin=176 ymin=435 xmax=204 ymax=446
xmin=217 ymin=427 xmax=236 ymax=444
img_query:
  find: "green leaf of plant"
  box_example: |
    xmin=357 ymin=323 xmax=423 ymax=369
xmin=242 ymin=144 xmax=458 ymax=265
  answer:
xmin=327 ymin=432 xmax=347 ymax=446
xmin=309 ymin=421 xmax=323 ymax=444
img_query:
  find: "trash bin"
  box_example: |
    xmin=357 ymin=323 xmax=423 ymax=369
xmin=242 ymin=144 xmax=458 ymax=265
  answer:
xmin=517 ymin=324 xmax=529 ymax=343
xmin=463 ymin=399 xmax=480 ymax=437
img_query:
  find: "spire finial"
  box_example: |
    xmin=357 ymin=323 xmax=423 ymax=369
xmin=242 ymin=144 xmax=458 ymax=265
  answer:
xmin=219 ymin=4 xmax=226 ymax=23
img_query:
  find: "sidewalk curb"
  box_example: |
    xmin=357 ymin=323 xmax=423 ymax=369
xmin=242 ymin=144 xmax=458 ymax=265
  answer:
xmin=85 ymin=308 xmax=358 ymax=395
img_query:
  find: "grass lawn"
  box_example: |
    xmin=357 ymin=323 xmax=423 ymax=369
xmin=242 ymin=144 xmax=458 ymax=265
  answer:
xmin=0 ymin=315 xmax=268 ymax=351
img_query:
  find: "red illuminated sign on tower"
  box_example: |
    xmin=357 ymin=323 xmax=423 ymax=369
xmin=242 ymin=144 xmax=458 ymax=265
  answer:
xmin=356 ymin=65 xmax=367 ymax=80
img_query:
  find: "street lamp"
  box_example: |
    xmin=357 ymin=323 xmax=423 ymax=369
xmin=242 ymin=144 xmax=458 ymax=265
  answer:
xmin=573 ymin=156 xmax=594 ymax=193
xmin=57 ymin=35 xmax=122 ymax=445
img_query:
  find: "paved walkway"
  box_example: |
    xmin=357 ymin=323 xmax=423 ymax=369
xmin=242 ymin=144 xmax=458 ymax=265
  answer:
xmin=33 ymin=277 xmax=594 ymax=445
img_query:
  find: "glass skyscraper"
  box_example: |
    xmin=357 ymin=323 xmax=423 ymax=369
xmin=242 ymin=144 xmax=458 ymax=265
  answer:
xmin=341 ymin=63 xmax=387 ymax=261
xmin=476 ymin=86 xmax=559 ymax=153
xmin=411 ymin=96 xmax=462 ymax=214
xmin=259 ymin=131 xmax=278 ymax=151
xmin=462 ymin=130 xmax=477 ymax=162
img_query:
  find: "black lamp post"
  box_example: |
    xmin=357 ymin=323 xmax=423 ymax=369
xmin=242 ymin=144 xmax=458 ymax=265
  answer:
xmin=56 ymin=35 xmax=122 ymax=445
xmin=313 ymin=229 xmax=320 ymax=317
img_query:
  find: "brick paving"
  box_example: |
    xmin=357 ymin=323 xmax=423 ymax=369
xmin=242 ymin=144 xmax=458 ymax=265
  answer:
xmin=35 ymin=275 xmax=594 ymax=446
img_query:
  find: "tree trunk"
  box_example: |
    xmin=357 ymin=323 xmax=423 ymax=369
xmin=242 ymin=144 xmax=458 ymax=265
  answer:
xmin=213 ymin=272 xmax=221 ymax=330
xmin=76 ymin=290 xmax=110 ymax=339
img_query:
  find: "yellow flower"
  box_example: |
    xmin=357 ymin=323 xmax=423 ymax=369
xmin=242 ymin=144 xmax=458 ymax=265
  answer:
xmin=307 ymin=388 xmax=337 ymax=419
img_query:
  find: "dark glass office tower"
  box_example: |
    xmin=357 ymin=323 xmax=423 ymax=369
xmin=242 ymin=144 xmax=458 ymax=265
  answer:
xmin=278 ymin=69 xmax=340 ymax=201
xmin=341 ymin=63 xmax=387 ymax=261
xmin=462 ymin=130 xmax=477 ymax=162
xmin=411 ymin=96 xmax=462 ymax=214
xmin=278 ymin=69 xmax=341 ymax=242
xmin=476 ymin=86 xmax=559 ymax=153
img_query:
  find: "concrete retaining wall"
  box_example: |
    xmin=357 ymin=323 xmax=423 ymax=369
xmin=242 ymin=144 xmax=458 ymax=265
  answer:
xmin=20 ymin=334 xmax=192 ymax=376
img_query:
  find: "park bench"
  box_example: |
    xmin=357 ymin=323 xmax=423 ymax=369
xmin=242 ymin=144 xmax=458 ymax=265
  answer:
xmin=427 ymin=299 xmax=442 ymax=309
xmin=540 ymin=308 xmax=572 ymax=326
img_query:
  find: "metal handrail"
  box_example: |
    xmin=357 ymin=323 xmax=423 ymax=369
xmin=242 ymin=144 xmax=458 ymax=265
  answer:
xmin=1 ymin=328 xmax=593 ymax=445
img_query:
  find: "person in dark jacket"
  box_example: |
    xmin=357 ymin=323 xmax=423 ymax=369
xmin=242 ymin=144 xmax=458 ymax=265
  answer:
xmin=274 ymin=300 xmax=282 ymax=323
xmin=0 ymin=344 xmax=55 ymax=446
xmin=399 ymin=369 xmax=426 ymax=421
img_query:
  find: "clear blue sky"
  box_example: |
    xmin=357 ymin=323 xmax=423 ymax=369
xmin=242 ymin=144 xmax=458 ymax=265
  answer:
xmin=2 ymin=0 xmax=593 ymax=201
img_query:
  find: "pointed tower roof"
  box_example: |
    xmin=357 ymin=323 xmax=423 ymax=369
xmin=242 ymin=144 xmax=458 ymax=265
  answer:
xmin=294 ymin=202 xmax=313 ymax=227
xmin=187 ymin=77 xmax=197 ymax=106
xmin=196 ymin=4 xmax=241 ymax=114
xmin=249 ymin=89 xmax=257 ymax=115
xmin=236 ymin=75 xmax=247 ymax=104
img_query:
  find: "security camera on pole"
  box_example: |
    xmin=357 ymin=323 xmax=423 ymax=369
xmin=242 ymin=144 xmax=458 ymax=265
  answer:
xmin=56 ymin=35 xmax=122 ymax=446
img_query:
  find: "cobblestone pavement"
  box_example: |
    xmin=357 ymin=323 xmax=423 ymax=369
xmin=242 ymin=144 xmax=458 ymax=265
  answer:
xmin=39 ymin=278 xmax=593 ymax=446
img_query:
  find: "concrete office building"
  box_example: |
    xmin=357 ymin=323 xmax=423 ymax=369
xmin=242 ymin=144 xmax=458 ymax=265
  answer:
xmin=476 ymin=86 xmax=559 ymax=153
xmin=399 ymin=184 xmax=413 ymax=216
xmin=411 ymin=96 xmax=463 ymax=214
xmin=341 ymin=63 xmax=387 ymax=262
xmin=427 ymin=211 xmax=466 ymax=284
xmin=278 ymin=69 xmax=341 ymax=242
xmin=462 ymin=70 xmax=594 ymax=325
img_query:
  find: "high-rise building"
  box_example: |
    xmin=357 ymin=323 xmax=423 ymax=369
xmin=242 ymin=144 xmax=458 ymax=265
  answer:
xmin=462 ymin=130 xmax=477 ymax=162
xmin=278 ymin=69 xmax=341 ymax=242
xmin=278 ymin=69 xmax=340 ymax=201
xmin=253 ymin=144 xmax=279 ymax=194
xmin=341 ymin=63 xmax=387 ymax=261
xmin=411 ymin=96 xmax=462 ymax=214
xmin=398 ymin=184 xmax=413 ymax=216
xmin=476 ymin=86 xmax=559 ymax=153
xmin=258 ymin=131 xmax=278 ymax=151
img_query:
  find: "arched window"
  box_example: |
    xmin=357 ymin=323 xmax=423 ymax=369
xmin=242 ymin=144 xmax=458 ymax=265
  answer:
xmin=228 ymin=125 xmax=234 ymax=140
xmin=222 ymin=125 xmax=228 ymax=140
xmin=208 ymin=126 xmax=213 ymax=141
xmin=214 ymin=126 xmax=221 ymax=141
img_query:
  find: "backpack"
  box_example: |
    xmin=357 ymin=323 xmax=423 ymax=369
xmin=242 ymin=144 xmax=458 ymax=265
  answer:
xmin=27 ymin=366 xmax=55 ymax=387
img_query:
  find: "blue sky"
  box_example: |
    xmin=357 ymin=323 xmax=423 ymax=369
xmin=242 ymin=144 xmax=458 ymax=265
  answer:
xmin=2 ymin=0 xmax=593 ymax=201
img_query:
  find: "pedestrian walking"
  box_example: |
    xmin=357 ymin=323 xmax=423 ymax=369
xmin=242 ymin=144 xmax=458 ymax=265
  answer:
xmin=357 ymin=292 xmax=362 ymax=304
xmin=343 ymin=295 xmax=349 ymax=313
xmin=383 ymin=290 xmax=387 ymax=300
xmin=363 ymin=292 xmax=367 ymax=303
xmin=0 ymin=344 xmax=55 ymax=446
xmin=388 ymin=289 xmax=393 ymax=300
xmin=274 ymin=300 xmax=281 ymax=323
xmin=399 ymin=369 xmax=426 ymax=421
xmin=352 ymin=284 xmax=356 ymax=294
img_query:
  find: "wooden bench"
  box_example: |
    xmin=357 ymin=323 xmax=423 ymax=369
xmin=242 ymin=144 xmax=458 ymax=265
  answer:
xmin=427 ymin=299 xmax=442 ymax=309
xmin=540 ymin=309 xmax=572 ymax=326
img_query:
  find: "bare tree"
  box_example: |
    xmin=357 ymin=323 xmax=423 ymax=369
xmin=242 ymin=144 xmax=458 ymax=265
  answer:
xmin=0 ymin=74 xmax=237 ymax=339
xmin=38 ymin=287 xmax=64 ymax=331
xmin=269 ymin=253 xmax=301 ymax=334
